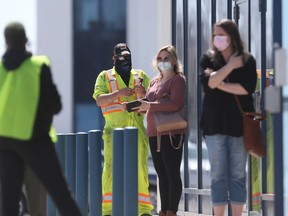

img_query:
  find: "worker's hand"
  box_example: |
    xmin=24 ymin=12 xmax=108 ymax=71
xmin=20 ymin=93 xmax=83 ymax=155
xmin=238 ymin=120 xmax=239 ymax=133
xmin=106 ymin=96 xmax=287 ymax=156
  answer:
xmin=118 ymin=87 xmax=134 ymax=97
xmin=120 ymin=102 xmax=128 ymax=111
xmin=138 ymin=99 xmax=150 ymax=112
xmin=134 ymin=85 xmax=145 ymax=94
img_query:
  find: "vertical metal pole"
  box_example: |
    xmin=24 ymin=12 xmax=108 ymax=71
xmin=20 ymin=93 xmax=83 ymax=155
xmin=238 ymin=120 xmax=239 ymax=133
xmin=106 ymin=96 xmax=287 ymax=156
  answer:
xmin=76 ymin=132 xmax=88 ymax=215
xmin=259 ymin=0 xmax=267 ymax=215
xmin=172 ymin=0 xmax=177 ymax=46
xmin=47 ymin=196 xmax=56 ymax=216
xmin=112 ymin=128 xmax=124 ymax=216
xmin=227 ymin=0 xmax=233 ymax=19
xmin=211 ymin=0 xmax=216 ymax=26
xmin=89 ymin=130 xmax=103 ymax=216
xmin=183 ymin=0 xmax=190 ymax=212
xmin=66 ymin=133 xmax=76 ymax=197
xmin=273 ymin=1 xmax=283 ymax=216
xmin=47 ymin=134 xmax=65 ymax=216
xmin=196 ymin=0 xmax=204 ymax=214
xmin=56 ymin=134 xmax=66 ymax=171
xmin=123 ymin=127 xmax=138 ymax=216
xmin=247 ymin=2 xmax=252 ymax=215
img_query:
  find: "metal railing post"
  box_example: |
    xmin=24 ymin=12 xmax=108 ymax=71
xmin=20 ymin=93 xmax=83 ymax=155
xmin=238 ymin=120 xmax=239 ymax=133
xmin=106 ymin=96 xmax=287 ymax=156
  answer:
xmin=66 ymin=133 xmax=76 ymax=197
xmin=123 ymin=127 xmax=138 ymax=216
xmin=76 ymin=132 xmax=88 ymax=215
xmin=112 ymin=128 xmax=124 ymax=216
xmin=88 ymin=130 xmax=103 ymax=216
xmin=47 ymin=134 xmax=66 ymax=215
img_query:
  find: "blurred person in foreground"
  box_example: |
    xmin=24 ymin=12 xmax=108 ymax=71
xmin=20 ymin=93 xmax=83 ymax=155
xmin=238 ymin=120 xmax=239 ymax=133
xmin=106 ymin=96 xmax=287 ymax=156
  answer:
xmin=93 ymin=43 xmax=153 ymax=216
xmin=199 ymin=19 xmax=257 ymax=216
xmin=23 ymin=127 xmax=57 ymax=216
xmin=0 ymin=22 xmax=81 ymax=216
xmin=138 ymin=45 xmax=186 ymax=216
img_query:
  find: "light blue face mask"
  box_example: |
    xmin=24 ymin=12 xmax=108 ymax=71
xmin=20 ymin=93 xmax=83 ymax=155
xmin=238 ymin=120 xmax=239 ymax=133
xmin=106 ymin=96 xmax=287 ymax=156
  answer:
xmin=157 ymin=61 xmax=172 ymax=72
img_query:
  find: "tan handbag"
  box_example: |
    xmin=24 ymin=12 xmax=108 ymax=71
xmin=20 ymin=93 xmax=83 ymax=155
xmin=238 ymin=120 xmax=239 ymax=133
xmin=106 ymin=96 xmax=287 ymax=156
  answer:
xmin=154 ymin=108 xmax=187 ymax=152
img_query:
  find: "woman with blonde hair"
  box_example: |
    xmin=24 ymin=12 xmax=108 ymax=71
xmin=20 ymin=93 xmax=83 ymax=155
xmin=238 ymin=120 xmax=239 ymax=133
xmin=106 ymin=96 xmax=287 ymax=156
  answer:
xmin=139 ymin=45 xmax=186 ymax=216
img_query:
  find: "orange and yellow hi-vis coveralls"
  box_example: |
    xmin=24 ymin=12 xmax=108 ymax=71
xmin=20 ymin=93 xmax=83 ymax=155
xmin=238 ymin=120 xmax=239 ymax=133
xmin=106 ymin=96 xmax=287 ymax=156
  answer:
xmin=93 ymin=67 xmax=153 ymax=215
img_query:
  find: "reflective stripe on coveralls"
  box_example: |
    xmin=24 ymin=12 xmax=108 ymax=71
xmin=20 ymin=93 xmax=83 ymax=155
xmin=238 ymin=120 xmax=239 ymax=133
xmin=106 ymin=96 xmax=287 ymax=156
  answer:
xmin=103 ymin=192 xmax=151 ymax=205
xmin=101 ymin=69 xmax=144 ymax=115
xmin=0 ymin=56 xmax=49 ymax=140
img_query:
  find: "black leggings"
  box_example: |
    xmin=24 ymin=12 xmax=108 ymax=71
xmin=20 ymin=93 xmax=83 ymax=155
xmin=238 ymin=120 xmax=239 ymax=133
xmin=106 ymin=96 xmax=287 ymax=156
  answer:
xmin=149 ymin=134 xmax=183 ymax=213
xmin=0 ymin=138 xmax=81 ymax=216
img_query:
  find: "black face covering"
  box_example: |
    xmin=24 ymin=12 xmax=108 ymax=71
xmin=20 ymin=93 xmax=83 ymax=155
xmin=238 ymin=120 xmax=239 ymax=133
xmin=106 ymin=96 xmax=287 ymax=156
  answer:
xmin=115 ymin=58 xmax=132 ymax=86
xmin=115 ymin=58 xmax=132 ymax=74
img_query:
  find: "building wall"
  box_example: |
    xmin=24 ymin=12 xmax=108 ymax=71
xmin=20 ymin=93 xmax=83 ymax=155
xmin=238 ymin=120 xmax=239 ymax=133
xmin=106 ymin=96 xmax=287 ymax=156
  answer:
xmin=37 ymin=0 xmax=74 ymax=133
xmin=127 ymin=0 xmax=171 ymax=79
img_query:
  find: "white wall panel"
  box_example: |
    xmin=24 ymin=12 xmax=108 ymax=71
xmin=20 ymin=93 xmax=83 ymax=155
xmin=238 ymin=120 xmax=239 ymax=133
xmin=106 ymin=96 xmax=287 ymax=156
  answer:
xmin=127 ymin=0 xmax=171 ymax=79
xmin=37 ymin=0 xmax=73 ymax=133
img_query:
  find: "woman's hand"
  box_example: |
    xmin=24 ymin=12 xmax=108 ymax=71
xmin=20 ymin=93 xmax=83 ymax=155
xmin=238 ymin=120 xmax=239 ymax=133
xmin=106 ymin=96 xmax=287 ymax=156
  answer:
xmin=228 ymin=53 xmax=243 ymax=70
xmin=204 ymin=68 xmax=213 ymax=76
xmin=138 ymin=99 xmax=151 ymax=112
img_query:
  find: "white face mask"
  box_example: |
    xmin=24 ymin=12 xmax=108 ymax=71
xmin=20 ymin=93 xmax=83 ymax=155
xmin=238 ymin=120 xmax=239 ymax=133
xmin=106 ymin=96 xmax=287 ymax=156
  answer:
xmin=213 ymin=35 xmax=230 ymax=51
xmin=158 ymin=61 xmax=172 ymax=72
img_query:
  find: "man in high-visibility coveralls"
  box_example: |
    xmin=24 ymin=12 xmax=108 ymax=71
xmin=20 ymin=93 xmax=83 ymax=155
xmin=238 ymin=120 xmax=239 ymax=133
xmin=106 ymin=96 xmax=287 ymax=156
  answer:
xmin=0 ymin=22 xmax=81 ymax=216
xmin=93 ymin=43 xmax=153 ymax=216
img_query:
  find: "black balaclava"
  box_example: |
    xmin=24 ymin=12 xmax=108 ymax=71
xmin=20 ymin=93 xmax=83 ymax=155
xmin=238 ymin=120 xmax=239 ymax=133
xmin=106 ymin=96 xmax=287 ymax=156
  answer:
xmin=113 ymin=43 xmax=132 ymax=86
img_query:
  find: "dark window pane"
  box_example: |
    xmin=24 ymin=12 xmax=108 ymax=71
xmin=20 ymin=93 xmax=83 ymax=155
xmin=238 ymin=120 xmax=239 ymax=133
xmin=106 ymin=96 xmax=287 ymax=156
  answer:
xmin=73 ymin=0 xmax=126 ymax=131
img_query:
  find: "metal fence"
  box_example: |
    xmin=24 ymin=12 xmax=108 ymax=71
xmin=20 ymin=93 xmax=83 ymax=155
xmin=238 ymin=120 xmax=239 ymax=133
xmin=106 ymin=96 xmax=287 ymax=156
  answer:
xmin=48 ymin=127 xmax=139 ymax=216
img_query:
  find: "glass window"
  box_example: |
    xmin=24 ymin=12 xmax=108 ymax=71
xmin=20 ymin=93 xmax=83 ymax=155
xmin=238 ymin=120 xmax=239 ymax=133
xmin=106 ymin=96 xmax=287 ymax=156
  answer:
xmin=73 ymin=0 xmax=126 ymax=131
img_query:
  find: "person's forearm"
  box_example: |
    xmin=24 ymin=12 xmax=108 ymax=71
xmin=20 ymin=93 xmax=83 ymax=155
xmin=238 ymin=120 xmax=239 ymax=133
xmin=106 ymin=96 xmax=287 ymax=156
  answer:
xmin=208 ymin=63 xmax=234 ymax=89
xmin=96 ymin=91 xmax=119 ymax=106
xmin=217 ymin=82 xmax=248 ymax=95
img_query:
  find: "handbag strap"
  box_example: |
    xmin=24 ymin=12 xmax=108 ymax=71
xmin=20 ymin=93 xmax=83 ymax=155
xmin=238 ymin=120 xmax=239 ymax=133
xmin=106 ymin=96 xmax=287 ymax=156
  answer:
xmin=233 ymin=94 xmax=244 ymax=114
xmin=226 ymin=78 xmax=265 ymax=120
xmin=225 ymin=78 xmax=244 ymax=114
xmin=169 ymin=133 xmax=184 ymax=150
xmin=157 ymin=132 xmax=184 ymax=152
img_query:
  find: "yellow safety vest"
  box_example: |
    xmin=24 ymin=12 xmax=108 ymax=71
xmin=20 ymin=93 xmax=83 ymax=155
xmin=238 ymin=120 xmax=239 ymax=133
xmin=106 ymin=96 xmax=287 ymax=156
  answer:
xmin=101 ymin=69 xmax=144 ymax=115
xmin=0 ymin=56 xmax=50 ymax=140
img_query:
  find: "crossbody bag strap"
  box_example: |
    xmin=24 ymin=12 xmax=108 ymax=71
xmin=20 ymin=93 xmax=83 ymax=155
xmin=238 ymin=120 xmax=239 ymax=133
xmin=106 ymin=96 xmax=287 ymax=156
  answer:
xmin=169 ymin=132 xmax=184 ymax=150
xmin=225 ymin=78 xmax=244 ymax=114
xmin=157 ymin=132 xmax=184 ymax=152
xmin=233 ymin=94 xmax=244 ymax=114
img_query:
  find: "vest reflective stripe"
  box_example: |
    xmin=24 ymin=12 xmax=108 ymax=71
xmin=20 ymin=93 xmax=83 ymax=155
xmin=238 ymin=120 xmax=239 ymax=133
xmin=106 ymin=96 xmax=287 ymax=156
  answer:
xmin=102 ymin=193 xmax=112 ymax=203
xmin=0 ymin=56 xmax=49 ymax=140
xmin=101 ymin=103 xmax=122 ymax=114
xmin=133 ymin=79 xmax=140 ymax=99
xmin=133 ymin=70 xmax=143 ymax=100
xmin=105 ymin=70 xmax=120 ymax=103
xmin=102 ymin=193 xmax=151 ymax=205
xmin=101 ymin=69 xmax=144 ymax=115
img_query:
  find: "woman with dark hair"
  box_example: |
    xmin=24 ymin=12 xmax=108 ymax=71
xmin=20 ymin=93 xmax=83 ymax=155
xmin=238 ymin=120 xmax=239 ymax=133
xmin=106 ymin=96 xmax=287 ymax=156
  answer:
xmin=138 ymin=45 xmax=186 ymax=216
xmin=200 ymin=19 xmax=257 ymax=216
